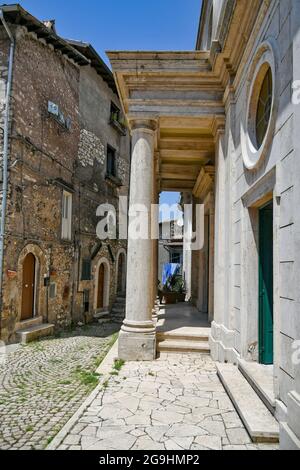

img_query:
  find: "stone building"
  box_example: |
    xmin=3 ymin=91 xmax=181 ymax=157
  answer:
xmin=108 ymin=0 xmax=300 ymax=450
xmin=0 ymin=4 xmax=130 ymax=344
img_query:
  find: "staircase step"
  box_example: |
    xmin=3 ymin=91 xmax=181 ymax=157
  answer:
xmin=93 ymin=310 xmax=110 ymax=320
xmin=112 ymin=307 xmax=125 ymax=314
xmin=113 ymin=302 xmax=125 ymax=308
xmin=15 ymin=316 xmax=43 ymax=331
xmin=16 ymin=323 xmax=55 ymax=345
xmin=238 ymin=359 xmax=276 ymax=415
xmin=157 ymin=339 xmax=210 ymax=354
xmin=216 ymin=363 xmax=279 ymax=443
xmin=157 ymin=332 xmax=209 ymax=342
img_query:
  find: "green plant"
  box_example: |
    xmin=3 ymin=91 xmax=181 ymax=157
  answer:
xmin=163 ymin=274 xmax=186 ymax=294
xmin=113 ymin=359 xmax=125 ymax=372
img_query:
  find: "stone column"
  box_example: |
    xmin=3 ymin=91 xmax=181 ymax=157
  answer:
xmin=118 ymin=120 xmax=157 ymax=361
xmin=182 ymin=191 xmax=193 ymax=300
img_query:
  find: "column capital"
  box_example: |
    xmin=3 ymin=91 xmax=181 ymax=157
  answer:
xmin=211 ymin=116 xmax=225 ymax=142
xmin=129 ymin=118 xmax=158 ymax=134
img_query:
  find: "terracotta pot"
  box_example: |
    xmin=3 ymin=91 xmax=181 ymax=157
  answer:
xmin=163 ymin=292 xmax=178 ymax=304
xmin=176 ymin=293 xmax=186 ymax=303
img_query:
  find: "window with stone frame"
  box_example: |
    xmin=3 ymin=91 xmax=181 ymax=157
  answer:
xmin=81 ymin=259 xmax=92 ymax=281
xmin=61 ymin=191 xmax=72 ymax=241
xmin=110 ymin=102 xmax=120 ymax=123
xmin=255 ymin=67 xmax=273 ymax=148
xmin=107 ymin=145 xmax=117 ymax=178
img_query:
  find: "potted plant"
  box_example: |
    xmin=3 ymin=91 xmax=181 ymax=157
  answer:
xmin=162 ymin=274 xmax=186 ymax=304
xmin=174 ymin=276 xmax=186 ymax=303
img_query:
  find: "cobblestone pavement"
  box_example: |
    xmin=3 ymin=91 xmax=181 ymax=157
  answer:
xmin=55 ymin=353 xmax=279 ymax=451
xmin=0 ymin=323 xmax=120 ymax=450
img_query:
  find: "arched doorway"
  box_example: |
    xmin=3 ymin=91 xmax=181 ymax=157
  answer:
xmin=97 ymin=263 xmax=105 ymax=309
xmin=95 ymin=259 xmax=110 ymax=311
xmin=21 ymin=253 xmax=36 ymax=321
xmin=117 ymin=252 xmax=126 ymax=295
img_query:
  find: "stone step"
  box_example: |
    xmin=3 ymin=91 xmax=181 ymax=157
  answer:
xmin=157 ymin=331 xmax=209 ymax=342
xmin=93 ymin=310 xmax=110 ymax=320
xmin=113 ymin=302 xmax=125 ymax=309
xmin=16 ymin=323 xmax=55 ymax=345
xmin=216 ymin=363 xmax=279 ymax=443
xmin=238 ymin=359 xmax=276 ymax=416
xmin=112 ymin=307 xmax=125 ymax=314
xmin=157 ymin=339 xmax=210 ymax=354
xmin=15 ymin=316 xmax=43 ymax=331
xmin=116 ymin=297 xmax=126 ymax=303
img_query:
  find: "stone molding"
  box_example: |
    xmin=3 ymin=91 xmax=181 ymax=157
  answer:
xmin=210 ymin=321 xmax=239 ymax=364
xmin=241 ymin=39 xmax=280 ymax=171
xmin=193 ymin=166 xmax=215 ymax=202
xmin=129 ymin=118 xmax=158 ymax=134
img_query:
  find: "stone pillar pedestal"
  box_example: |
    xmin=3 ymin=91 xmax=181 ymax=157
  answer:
xmin=118 ymin=120 xmax=157 ymax=361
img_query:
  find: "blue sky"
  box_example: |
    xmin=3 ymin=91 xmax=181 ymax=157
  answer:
xmin=18 ymin=0 xmax=202 ymax=66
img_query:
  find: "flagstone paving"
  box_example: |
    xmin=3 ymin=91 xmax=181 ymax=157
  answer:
xmin=54 ymin=353 xmax=279 ymax=451
xmin=0 ymin=323 xmax=120 ymax=450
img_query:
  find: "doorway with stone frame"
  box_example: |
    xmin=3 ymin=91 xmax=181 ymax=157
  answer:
xmin=21 ymin=253 xmax=37 ymax=321
xmin=240 ymin=175 xmax=279 ymax=414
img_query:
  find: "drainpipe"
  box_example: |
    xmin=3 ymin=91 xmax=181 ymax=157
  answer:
xmin=0 ymin=10 xmax=15 ymax=334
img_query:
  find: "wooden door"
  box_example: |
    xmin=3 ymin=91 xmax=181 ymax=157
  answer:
xmin=97 ymin=264 xmax=105 ymax=309
xmin=259 ymin=202 xmax=274 ymax=365
xmin=21 ymin=253 xmax=36 ymax=321
xmin=117 ymin=254 xmax=124 ymax=294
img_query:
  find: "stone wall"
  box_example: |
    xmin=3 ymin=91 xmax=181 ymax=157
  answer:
xmin=0 ymin=26 xmax=81 ymax=342
xmin=0 ymin=24 xmax=130 ymax=343
xmin=210 ymin=0 xmax=300 ymax=442
xmin=71 ymin=58 xmax=130 ymax=323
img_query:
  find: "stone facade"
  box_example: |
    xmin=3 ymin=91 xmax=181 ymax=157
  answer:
xmin=108 ymin=0 xmax=300 ymax=450
xmin=0 ymin=7 xmax=130 ymax=343
xmin=197 ymin=0 xmax=300 ymax=450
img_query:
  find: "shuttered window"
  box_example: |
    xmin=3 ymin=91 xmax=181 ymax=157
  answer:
xmin=61 ymin=191 xmax=72 ymax=240
xmin=81 ymin=259 xmax=92 ymax=281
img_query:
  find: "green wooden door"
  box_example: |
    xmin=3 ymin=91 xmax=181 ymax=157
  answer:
xmin=259 ymin=202 xmax=274 ymax=365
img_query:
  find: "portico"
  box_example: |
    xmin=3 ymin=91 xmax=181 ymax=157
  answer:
xmin=107 ymin=51 xmax=225 ymax=361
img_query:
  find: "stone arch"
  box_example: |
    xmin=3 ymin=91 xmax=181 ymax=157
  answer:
xmin=115 ymin=248 xmax=127 ymax=295
xmin=94 ymin=257 xmax=111 ymax=311
xmin=16 ymin=244 xmax=48 ymax=323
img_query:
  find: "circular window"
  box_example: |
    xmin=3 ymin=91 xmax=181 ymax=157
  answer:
xmin=255 ymin=66 xmax=273 ymax=147
xmin=241 ymin=40 xmax=279 ymax=170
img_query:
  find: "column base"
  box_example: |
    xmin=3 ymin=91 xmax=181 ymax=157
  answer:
xmin=280 ymin=391 xmax=300 ymax=450
xmin=209 ymin=321 xmax=239 ymax=364
xmin=118 ymin=329 xmax=156 ymax=362
xmin=280 ymin=422 xmax=300 ymax=450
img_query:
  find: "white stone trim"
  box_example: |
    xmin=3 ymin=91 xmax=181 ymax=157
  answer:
xmin=209 ymin=321 xmax=240 ymax=364
xmin=94 ymin=257 xmax=110 ymax=311
xmin=241 ymin=39 xmax=280 ymax=170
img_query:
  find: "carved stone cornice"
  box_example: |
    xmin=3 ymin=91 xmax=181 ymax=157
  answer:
xmin=193 ymin=165 xmax=215 ymax=202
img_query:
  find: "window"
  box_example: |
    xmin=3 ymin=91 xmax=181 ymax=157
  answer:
xmin=49 ymin=283 xmax=57 ymax=299
xmin=109 ymin=102 xmax=127 ymax=136
xmin=83 ymin=289 xmax=90 ymax=313
xmin=107 ymin=145 xmax=117 ymax=178
xmin=61 ymin=191 xmax=72 ymax=240
xmin=110 ymin=102 xmax=120 ymax=123
xmin=171 ymin=252 xmax=181 ymax=264
xmin=255 ymin=67 xmax=273 ymax=148
xmin=81 ymin=259 xmax=92 ymax=281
